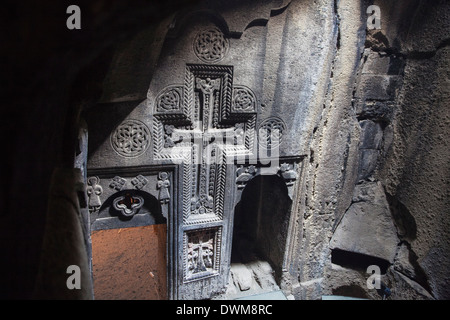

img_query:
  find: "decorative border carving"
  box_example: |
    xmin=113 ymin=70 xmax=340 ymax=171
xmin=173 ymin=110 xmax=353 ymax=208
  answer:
xmin=87 ymin=176 xmax=103 ymax=212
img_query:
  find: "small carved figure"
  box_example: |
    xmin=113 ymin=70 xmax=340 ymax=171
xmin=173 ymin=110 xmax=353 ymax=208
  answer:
xmin=87 ymin=176 xmax=103 ymax=212
xmin=157 ymin=172 xmax=171 ymax=204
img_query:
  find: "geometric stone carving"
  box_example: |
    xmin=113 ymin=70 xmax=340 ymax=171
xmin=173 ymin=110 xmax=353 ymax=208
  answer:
xmin=110 ymin=119 xmax=150 ymax=157
xmin=109 ymin=175 xmax=150 ymax=192
xmin=184 ymin=227 xmax=222 ymax=281
xmin=153 ymin=64 xmax=257 ymax=226
xmin=131 ymin=174 xmax=148 ymax=190
xmin=193 ymin=28 xmax=229 ymax=63
xmin=156 ymin=86 xmax=183 ymax=113
xmin=109 ymin=176 xmax=127 ymax=191
xmin=87 ymin=176 xmax=103 ymax=212
xmin=232 ymin=86 xmax=257 ymax=112
xmin=112 ymin=193 xmax=144 ymax=218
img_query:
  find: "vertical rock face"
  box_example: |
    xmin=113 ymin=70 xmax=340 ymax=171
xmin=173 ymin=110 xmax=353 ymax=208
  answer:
xmin=314 ymin=0 xmax=450 ymax=300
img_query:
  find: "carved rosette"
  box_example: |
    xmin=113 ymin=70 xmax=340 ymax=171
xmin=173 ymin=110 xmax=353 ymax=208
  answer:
xmin=156 ymin=85 xmax=183 ymax=113
xmin=258 ymin=117 xmax=286 ymax=149
xmin=193 ymin=28 xmax=229 ymax=63
xmin=110 ymin=119 xmax=150 ymax=157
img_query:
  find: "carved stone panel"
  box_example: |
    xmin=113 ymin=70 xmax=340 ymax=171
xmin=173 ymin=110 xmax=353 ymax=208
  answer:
xmin=87 ymin=169 xmax=172 ymax=231
xmin=86 ymin=2 xmax=311 ymax=299
xmin=184 ymin=227 xmax=222 ymax=281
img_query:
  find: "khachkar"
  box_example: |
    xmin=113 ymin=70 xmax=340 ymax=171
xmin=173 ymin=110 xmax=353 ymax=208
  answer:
xmin=150 ymin=26 xmax=297 ymax=299
xmin=151 ymin=28 xmax=264 ymax=299
xmin=153 ymin=64 xmax=257 ymax=224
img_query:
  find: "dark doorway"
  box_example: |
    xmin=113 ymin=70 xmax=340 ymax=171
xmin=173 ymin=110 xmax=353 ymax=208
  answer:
xmin=231 ymin=174 xmax=292 ymax=282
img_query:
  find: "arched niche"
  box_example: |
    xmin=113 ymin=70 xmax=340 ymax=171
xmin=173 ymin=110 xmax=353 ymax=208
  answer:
xmin=232 ymin=174 xmax=292 ymax=283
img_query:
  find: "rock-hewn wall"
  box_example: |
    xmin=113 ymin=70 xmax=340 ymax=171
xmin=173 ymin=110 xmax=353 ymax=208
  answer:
xmin=297 ymin=0 xmax=449 ymax=300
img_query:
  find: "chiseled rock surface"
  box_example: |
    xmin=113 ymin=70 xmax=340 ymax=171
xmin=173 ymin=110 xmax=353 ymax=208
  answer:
xmin=330 ymin=182 xmax=399 ymax=263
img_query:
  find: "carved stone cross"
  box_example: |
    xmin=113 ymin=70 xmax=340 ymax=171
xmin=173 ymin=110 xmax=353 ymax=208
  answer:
xmin=152 ymin=63 xmax=257 ymax=297
xmin=153 ymin=64 xmax=257 ymax=224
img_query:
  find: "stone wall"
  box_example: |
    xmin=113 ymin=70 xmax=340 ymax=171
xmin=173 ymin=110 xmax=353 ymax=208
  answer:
xmin=297 ymin=0 xmax=449 ymax=300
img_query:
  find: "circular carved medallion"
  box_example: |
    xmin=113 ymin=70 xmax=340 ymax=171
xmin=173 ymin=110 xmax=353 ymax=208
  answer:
xmin=111 ymin=119 xmax=150 ymax=157
xmin=193 ymin=28 xmax=229 ymax=63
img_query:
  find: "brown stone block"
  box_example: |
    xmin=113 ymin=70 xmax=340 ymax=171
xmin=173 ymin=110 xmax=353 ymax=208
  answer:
xmin=91 ymin=224 xmax=167 ymax=300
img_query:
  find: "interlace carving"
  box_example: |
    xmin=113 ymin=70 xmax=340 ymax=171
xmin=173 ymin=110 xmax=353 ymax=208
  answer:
xmin=110 ymin=119 xmax=150 ymax=157
xmin=232 ymin=86 xmax=256 ymax=112
xmin=112 ymin=193 xmax=144 ymax=218
xmin=185 ymin=227 xmax=221 ymax=280
xmin=156 ymin=86 xmax=182 ymax=112
xmin=193 ymin=28 xmax=229 ymax=63
xmin=109 ymin=176 xmax=127 ymax=191
xmin=131 ymin=174 xmax=148 ymax=190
